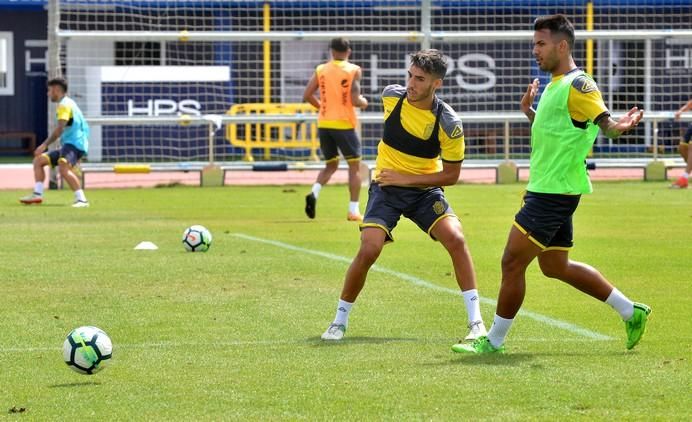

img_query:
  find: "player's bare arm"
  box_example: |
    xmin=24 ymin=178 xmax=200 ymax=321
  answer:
xmin=520 ymin=78 xmax=539 ymax=124
xmin=35 ymin=119 xmax=67 ymax=157
xmin=376 ymin=161 xmax=461 ymax=188
xmin=303 ymin=73 xmax=320 ymax=109
xmin=351 ymin=68 xmax=368 ymax=110
xmin=674 ymin=99 xmax=692 ymax=121
xmin=598 ymin=107 xmax=644 ymax=139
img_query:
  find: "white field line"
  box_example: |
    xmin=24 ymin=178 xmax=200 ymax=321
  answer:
xmin=232 ymin=233 xmax=614 ymax=341
xmin=0 ymin=234 xmax=614 ymax=355
xmin=0 ymin=340 xmax=307 ymax=354
xmin=0 ymin=337 xmax=602 ymax=354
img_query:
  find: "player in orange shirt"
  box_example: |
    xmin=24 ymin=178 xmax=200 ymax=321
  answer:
xmin=303 ymin=38 xmax=368 ymax=221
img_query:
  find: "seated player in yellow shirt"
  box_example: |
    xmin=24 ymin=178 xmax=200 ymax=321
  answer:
xmin=320 ymin=49 xmax=487 ymax=342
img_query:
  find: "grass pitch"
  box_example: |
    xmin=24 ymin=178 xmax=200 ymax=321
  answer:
xmin=0 ymin=182 xmax=690 ymax=420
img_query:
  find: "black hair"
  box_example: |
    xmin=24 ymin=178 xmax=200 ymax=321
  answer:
xmin=409 ymin=49 xmax=447 ymax=79
xmin=47 ymin=77 xmax=68 ymax=92
xmin=329 ymin=37 xmax=351 ymax=53
xmin=534 ymin=14 xmax=575 ymax=50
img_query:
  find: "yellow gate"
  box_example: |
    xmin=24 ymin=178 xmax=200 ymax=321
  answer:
xmin=226 ymin=103 xmax=320 ymax=162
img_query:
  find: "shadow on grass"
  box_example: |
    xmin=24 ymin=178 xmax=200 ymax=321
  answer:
xmin=433 ymin=353 xmax=536 ymax=366
xmin=48 ymin=381 xmax=101 ymax=388
xmin=528 ymin=350 xmax=633 ymax=358
xmin=18 ymin=203 xmax=66 ymax=208
xmin=430 ymin=349 xmax=632 ymax=367
xmin=305 ymin=336 xmax=420 ymax=346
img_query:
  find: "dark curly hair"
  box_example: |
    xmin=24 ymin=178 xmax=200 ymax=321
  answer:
xmin=47 ymin=77 xmax=68 ymax=92
xmin=409 ymin=49 xmax=447 ymax=80
xmin=534 ymin=14 xmax=575 ymax=51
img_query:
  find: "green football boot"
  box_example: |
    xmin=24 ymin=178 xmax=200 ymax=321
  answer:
xmin=625 ymin=303 xmax=651 ymax=350
xmin=452 ymin=336 xmax=505 ymax=354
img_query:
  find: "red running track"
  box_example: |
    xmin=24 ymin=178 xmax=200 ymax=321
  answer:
xmin=0 ymin=164 xmax=684 ymax=190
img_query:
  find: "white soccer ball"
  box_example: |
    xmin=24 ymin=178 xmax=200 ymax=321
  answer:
xmin=62 ymin=326 xmax=113 ymax=375
xmin=182 ymin=225 xmax=212 ymax=252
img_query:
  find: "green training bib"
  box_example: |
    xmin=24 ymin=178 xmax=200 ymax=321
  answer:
xmin=527 ymin=70 xmax=600 ymax=194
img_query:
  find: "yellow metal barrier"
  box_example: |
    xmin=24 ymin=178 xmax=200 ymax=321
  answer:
xmin=586 ymin=1 xmax=594 ymax=76
xmin=226 ymin=103 xmax=320 ymax=162
xmin=114 ymin=164 xmax=151 ymax=174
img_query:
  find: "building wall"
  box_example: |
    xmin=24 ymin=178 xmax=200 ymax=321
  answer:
xmin=0 ymin=8 xmax=48 ymax=146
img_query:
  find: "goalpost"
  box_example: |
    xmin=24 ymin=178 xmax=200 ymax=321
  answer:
xmin=49 ymin=0 xmax=692 ymax=176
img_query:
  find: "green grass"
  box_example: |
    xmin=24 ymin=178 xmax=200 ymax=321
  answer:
xmin=0 ymin=182 xmax=690 ymax=420
xmin=0 ymin=156 xmax=32 ymax=164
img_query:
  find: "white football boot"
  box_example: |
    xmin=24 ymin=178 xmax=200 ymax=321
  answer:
xmin=72 ymin=200 xmax=90 ymax=208
xmin=321 ymin=324 xmax=346 ymax=341
xmin=464 ymin=320 xmax=487 ymax=341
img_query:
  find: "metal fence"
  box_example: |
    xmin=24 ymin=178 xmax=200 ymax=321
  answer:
xmin=50 ymin=0 xmax=692 ymax=164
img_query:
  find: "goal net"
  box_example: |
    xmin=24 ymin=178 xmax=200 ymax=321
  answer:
xmin=52 ymin=0 xmax=692 ymax=165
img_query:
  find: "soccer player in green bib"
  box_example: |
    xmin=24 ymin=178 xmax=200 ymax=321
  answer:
xmin=453 ymin=15 xmax=650 ymax=354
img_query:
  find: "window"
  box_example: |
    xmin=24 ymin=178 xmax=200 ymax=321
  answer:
xmin=115 ymin=41 xmax=161 ymax=66
xmin=0 ymin=32 xmax=14 ymax=95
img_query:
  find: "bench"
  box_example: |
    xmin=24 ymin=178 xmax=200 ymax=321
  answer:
xmin=512 ymin=158 xmax=686 ymax=182
xmin=76 ymin=158 xmax=685 ymax=188
xmin=220 ymin=160 xmax=523 ymax=185
xmin=0 ymin=132 xmax=37 ymax=154
xmin=221 ymin=158 xmax=686 ymax=185
xmin=79 ymin=163 xmax=207 ymax=188
xmin=220 ymin=161 xmax=374 ymax=186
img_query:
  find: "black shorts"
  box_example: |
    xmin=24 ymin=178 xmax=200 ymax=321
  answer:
xmin=683 ymin=124 xmax=692 ymax=144
xmin=360 ymin=182 xmax=456 ymax=242
xmin=514 ymin=191 xmax=581 ymax=250
xmin=318 ymin=128 xmax=361 ymax=162
xmin=44 ymin=144 xmax=85 ymax=168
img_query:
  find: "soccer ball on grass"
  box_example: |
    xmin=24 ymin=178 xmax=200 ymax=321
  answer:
xmin=182 ymin=225 xmax=212 ymax=252
xmin=62 ymin=326 xmax=113 ymax=375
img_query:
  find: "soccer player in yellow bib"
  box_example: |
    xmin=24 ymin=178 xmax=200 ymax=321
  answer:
xmin=303 ymin=38 xmax=368 ymax=221
xmin=321 ymin=49 xmax=486 ymax=342
xmin=672 ymin=99 xmax=692 ymax=189
xmin=453 ymin=15 xmax=650 ymax=355
xmin=20 ymin=78 xmax=90 ymax=207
